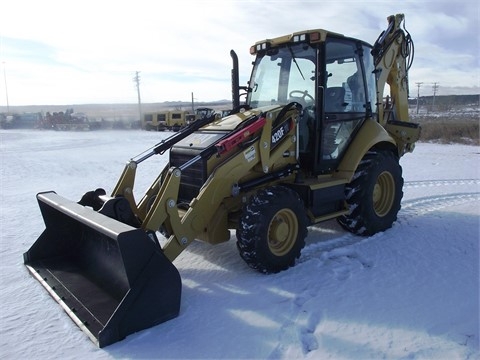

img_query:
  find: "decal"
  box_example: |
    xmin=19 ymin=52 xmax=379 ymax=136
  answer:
xmin=244 ymin=146 xmax=256 ymax=162
xmin=271 ymin=119 xmax=292 ymax=148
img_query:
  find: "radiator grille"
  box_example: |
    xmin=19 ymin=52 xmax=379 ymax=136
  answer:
xmin=170 ymin=150 xmax=208 ymax=204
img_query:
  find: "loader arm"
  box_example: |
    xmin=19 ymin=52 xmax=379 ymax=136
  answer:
xmin=142 ymin=107 xmax=299 ymax=262
xmin=109 ymin=113 xmax=219 ymax=216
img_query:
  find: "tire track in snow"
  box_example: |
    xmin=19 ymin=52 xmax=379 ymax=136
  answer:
xmin=268 ymin=181 xmax=480 ymax=358
xmin=3 ymin=137 xmax=119 ymax=153
xmin=401 ymin=192 xmax=480 ymax=216
xmin=404 ymin=179 xmax=480 ymax=188
xmin=300 ymin=233 xmax=366 ymax=265
xmin=299 ymin=180 xmax=479 ymax=268
xmin=298 ymin=191 xmax=479 ymax=266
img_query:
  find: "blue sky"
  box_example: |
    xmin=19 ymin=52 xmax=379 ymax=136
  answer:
xmin=1 ymin=0 xmax=479 ymax=106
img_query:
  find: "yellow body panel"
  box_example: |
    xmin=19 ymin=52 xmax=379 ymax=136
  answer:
xmin=335 ymin=119 xmax=396 ymax=181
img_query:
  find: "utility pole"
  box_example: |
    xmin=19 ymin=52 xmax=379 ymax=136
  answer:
xmin=431 ymin=82 xmax=439 ymax=112
xmin=415 ymin=82 xmax=423 ymax=114
xmin=2 ymin=62 xmax=9 ymax=113
xmin=134 ymin=71 xmax=142 ymax=122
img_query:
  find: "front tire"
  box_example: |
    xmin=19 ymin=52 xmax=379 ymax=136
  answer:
xmin=338 ymin=150 xmax=403 ymax=236
xmin=236 ymin=186 xmax=308 ymax=274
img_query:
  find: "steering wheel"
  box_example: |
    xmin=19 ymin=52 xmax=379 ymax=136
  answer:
xmin=289 ymin=90 xmax=314 ymax=106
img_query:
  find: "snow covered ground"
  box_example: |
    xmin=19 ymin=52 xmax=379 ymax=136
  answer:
xmin=1 ymin=129 xmax=479 ymax=359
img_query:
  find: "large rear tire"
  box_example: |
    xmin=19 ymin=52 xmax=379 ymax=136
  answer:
xmin=236 ymin=186 xmax=308 ymax=274
xmin=337 ymin=150 xmax=403 ymax=236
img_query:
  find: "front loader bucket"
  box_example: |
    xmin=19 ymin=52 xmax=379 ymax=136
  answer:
xmin=23 ymin=191 xmax=182 ymax=348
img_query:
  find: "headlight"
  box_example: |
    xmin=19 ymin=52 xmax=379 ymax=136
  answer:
xmin=250 ymin=41 xmax=270 ymax=54
xmin=292 ymin=34 xmax=306 ymax=42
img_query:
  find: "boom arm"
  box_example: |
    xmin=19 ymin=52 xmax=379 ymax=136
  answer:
xmin=372 ymin=14 xmax=413 ymax=125
xmin=372 ymin=14 xmax=419 ymax=154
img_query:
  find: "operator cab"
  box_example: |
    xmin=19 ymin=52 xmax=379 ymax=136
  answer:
xmin=247 ymin=31 xmax=377 ymax=174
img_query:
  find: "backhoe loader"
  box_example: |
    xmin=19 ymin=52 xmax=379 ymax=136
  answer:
xmin=24 ymin=14 xmax=420 ymax=348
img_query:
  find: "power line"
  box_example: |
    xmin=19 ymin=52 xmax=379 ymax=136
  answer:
xmin=2 ymin=62 xmax=9 ymax=113
xmin=432 ymin=82 xmax=439 ymax=112
xmin=415 ymin=82 xmax=423 ymax=114
xmin=134 ymin=71 xmax=142 ymax=122
xmin=414 ymin=81 xmax=440 ymax=113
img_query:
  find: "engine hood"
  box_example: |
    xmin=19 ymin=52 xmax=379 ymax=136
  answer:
xmin=203 ymin=105 xmax=284 ymax=131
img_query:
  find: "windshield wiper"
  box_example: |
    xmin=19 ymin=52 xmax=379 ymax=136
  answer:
xmin=287 ymin=45 xmax=305 ymax=80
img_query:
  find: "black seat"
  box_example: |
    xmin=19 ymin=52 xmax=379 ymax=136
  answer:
xmin=325 ymin=87 xmax=345 ymax=112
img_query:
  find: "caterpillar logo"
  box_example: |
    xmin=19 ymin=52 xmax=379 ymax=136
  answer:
xmin=271 ymin=119 xmax=292 ymax=147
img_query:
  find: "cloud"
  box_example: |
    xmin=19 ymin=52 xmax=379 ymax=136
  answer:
xmin=1 ymin=0 xmax=478 ymax=105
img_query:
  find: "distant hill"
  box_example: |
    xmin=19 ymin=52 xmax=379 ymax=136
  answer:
xmin=2 ymin=95 xmax=479 ymax=122
xmin=408 ymin=94 xmax=479 ymax=108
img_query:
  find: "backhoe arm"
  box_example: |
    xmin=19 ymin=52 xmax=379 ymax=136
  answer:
xmin=372 ymin=14 xmax=420 ymax=155
xmin=372 ymin=14 xmax=412 ymax=125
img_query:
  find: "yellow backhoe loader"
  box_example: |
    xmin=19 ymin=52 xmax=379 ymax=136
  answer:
xmin=24 ymin=14 xmax=420 ymax=347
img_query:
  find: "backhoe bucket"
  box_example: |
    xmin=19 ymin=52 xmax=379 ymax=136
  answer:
xmin=23 ymin=191 xmax=182 ymax=348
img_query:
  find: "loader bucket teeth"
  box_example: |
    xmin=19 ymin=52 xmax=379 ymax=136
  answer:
xmin=23 ymin=191 xmax=182 ymax=348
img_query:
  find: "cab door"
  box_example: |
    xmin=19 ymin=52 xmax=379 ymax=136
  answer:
xmin=314 ymin=37 xmax=376 ymax=174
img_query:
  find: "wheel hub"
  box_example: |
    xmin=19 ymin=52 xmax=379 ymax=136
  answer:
xmin=268 ymin=209 xmax=298 ymax=256
xmin=271 ymin=221 xmax=289 ymax=243
xmin=373 ymin=171 xmax=395 ymax=217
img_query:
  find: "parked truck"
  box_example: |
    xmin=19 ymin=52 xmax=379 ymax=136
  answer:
xmin=143 ymin=110 xmax=190 ymax=131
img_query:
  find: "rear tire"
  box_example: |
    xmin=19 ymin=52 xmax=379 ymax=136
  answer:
xmin=236 ymin=186 xmax=308 ymax=274
xmin=337 ymin=150 xmax=403 ymax=236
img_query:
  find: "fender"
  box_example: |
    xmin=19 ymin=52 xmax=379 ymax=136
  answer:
xmin=334 ymin=119 xmax=396 ymax=181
